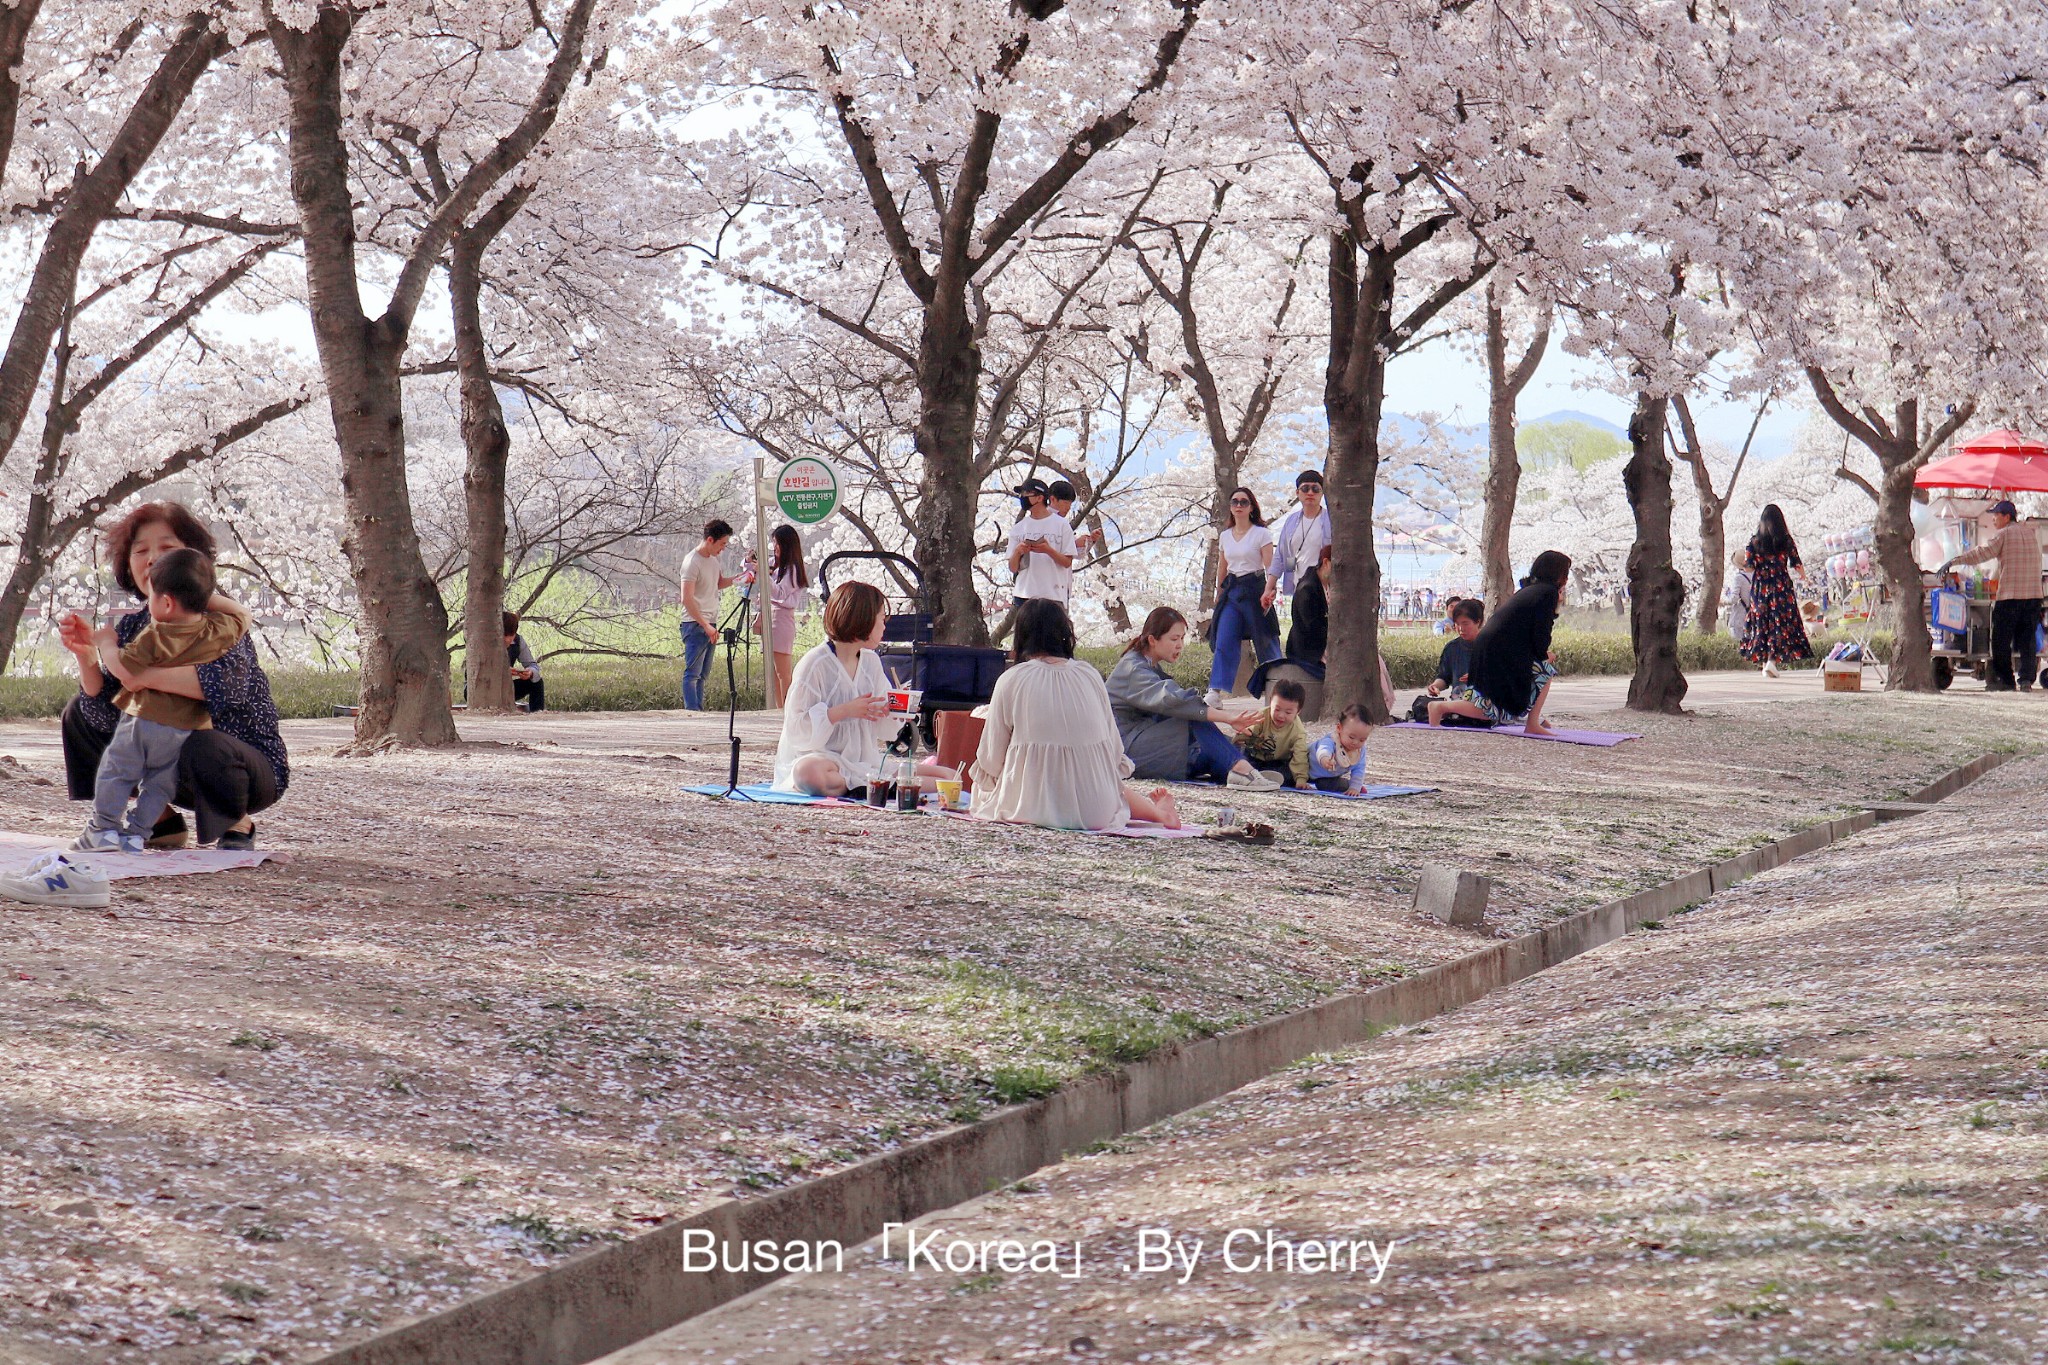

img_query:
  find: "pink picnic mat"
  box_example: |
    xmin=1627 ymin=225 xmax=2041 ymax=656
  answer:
xmin=0 ymin=831 xmax=279 ymax=879
xmin=1387 ymin=721 xmax=1640 ymax=747
xmin=939 ymin=810 xmax=1205 ymax=838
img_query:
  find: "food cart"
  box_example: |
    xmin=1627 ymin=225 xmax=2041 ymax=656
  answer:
xmin=1912 ymin=429 xmax=2048 ymax=689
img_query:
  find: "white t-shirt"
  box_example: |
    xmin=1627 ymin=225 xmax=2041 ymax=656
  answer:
xmin=680 ymin=548 xmax=724 ymax=627
xmin=1007 ymin=512 xmax=1077 ymax=602
xmin=1220 ymin=524 xmax=1275 ymax=577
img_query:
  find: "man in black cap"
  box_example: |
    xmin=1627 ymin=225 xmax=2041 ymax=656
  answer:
xmin=1941 ymin=499 xmax=2044 ymax=691
xmin=1007 ymin=477 xmax=1077 ymax=605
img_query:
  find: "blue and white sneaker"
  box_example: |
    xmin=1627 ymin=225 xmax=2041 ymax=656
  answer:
xmin=74 ymin=828 xmax=129 ymax=854
xmin=0 ymin=851 xmax=110 ymax=908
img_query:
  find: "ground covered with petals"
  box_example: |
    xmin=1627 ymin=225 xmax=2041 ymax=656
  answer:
xmin=0 ymin=683 xmax=2035 ymax=1362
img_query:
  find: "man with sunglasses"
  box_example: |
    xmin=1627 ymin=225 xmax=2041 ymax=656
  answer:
xmin=1264 ymin=470 xmax=1331 ymax=614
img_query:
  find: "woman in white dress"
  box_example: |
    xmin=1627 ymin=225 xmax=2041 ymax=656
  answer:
xmin=972 ymin=601 xmax=1180 ymax=831
xmin=773 ymin=581 xmax=953 ymax=796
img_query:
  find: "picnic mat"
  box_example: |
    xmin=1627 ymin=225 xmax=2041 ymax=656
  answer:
xmin=1386 ymin=722 xmax=1640 ymax=747
xmin=685 ymin=783 xmax=1208 ymax=837
xmin=1169 ymin=781 xmax=1435 ymax=800
xmin=0 ymin=831 xmax=279 ymax=879
xmin=684 ymin=782 xmax=851 ymax=805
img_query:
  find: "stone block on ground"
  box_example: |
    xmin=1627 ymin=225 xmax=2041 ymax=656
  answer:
xmin=1413 ymin=863 xmax=1491 ymax=927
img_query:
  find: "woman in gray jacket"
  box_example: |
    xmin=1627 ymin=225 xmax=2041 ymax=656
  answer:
xmin=1106 ymin=607 xmax=1273 ymax=787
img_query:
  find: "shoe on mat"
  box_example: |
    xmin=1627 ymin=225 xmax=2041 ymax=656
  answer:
xmin=74 ymin=828 xmax=127 ymax=854
xmin=0 ymin=851 xmax=110 ymax=909
xmin=146 ymin=810 xmax=191 ymax=850
xmin=218 ymin=824 xmax=256 ymax=852
xmin=1206 ymin=821 xmax=1277 ymax=847
xmin=1226 ymin=768 xmax=1283 ymax=792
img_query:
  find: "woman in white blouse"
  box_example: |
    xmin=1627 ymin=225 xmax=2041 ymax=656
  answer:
xmin=1207 ymin=485 xmax=1283 ymax=698
xmin=773 ymin=581 xmax=953 ymax=796
xmin=971 ymin=601 xmax=1180 ymax=831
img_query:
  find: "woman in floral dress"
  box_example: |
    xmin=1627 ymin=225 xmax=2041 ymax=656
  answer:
xmin=1739 ymin=503 xmax=1813 ymax=677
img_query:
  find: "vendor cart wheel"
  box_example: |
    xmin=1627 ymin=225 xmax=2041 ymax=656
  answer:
xmin=1932 ymin=658 xmax=1954 ymax=691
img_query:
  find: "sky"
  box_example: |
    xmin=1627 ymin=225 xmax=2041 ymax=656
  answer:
xmin=1385 ymin=334 xmax=1807 ymax=458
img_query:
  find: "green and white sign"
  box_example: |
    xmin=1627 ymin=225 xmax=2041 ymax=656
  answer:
xmin=775 ymin=456 xmax=840 ymax=524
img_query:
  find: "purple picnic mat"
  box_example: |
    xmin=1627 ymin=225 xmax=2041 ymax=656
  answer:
xmin=1387 ymin=721 xmax=1640 ymax=747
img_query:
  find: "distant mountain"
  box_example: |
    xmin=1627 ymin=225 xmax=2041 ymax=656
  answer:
xmin=1525 ymin=408 xmax=1629 ymax=438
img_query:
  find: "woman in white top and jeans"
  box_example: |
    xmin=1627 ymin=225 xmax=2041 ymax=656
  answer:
xmin=773 ymin=581 xmax=954 ymax=797
xmin=1207 ymin=486 xmax=1283 ymax=696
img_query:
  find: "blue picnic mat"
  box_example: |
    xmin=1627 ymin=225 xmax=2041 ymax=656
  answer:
xmin=683 ymin=782 xmax=971 ymax=811
xmin=1170 ymin=781 xmax=1433 ymax=800
xmin=683 ymin=782 xmax=835 ymax=804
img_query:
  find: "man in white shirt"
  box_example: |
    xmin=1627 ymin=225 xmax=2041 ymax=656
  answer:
xmin=1007 ymin=477 xmax=1077 ymax=604
xmin=1264 ymin=469 xmax=1331 ymax=612
xmin=679 ymin=519 xmax=740 ymax=710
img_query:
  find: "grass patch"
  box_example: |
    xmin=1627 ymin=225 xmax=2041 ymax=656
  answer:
xmin=0 ymin=623 xmax=1888 ymax=720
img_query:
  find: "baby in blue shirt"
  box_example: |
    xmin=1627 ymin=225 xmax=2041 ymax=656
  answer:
xmin=1307 ymin=704 xmax=1374 ymax=794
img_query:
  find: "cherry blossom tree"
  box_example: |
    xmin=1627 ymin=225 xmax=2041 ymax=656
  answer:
xmin=265 ymin=0 xmax=600 ymax=746
xmin=690 ymin=0 xmax=1210 ymax=645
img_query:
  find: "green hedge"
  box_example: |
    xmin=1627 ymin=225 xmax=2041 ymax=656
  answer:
xmin=0 ymin=627 xmax=1888 ymax=722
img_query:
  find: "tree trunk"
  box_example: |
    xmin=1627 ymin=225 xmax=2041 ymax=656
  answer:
xmin=0 ymin=456 xmax=60 ymax=675
xmin=273 ymin=12 xmax=456 ymax=746
xmin=1874 ymin=456 xmax=1935 ymax=691
xmin=1623 ymin=390 xmax=1688 ymax=713
xmin=1322 ymin=228 xmax=1390 ymax=721
xmin=452 ymin=228 xmax=515 ymax=713
xmin=1696 ymin=500 xmax=1726 ymax=635
xmin=1803 ymin=377 xmax=1971 ymax=694
xmin=1480 ymin=296 xmax=1520 ymax=612
xmin=912 ymin=298 xmax=991 ymax=646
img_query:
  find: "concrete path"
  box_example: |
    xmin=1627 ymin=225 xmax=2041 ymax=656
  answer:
xmin=606 ymin=756 xmax=2048 ymax=1364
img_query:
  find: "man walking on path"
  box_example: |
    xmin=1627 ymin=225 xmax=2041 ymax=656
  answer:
xmin=1264 ymin=470 xmax=1331 ymax=616
xmin=680 ymin=519 xmax=741 ymax=710
xmin=1942 ymin=499 xmax=2044 ymax=691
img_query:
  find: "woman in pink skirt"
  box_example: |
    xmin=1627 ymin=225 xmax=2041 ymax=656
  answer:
xmin=763 ymin=525 xmax=809 ymax=700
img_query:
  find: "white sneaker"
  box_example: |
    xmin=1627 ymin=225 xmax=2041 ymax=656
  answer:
xmin=74 ymin=828 xmax=129 ymax=854
xmin=0 ymin=851 xmax=110 ymax=909
xmin=1204 ymin=689 xmax=1227 ymax=707
xmin=1763 ymin=660 xmax=1780 ymax=678
xmin=1226 ymin=768 xmax=1283 ymax=792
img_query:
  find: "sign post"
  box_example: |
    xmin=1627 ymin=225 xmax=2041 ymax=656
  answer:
xmin=753 ymin=456 xmax=777 ymax=709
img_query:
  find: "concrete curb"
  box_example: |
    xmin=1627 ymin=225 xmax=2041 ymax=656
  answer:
xmin=317 ymin=750 xmax=2012 ymax=1365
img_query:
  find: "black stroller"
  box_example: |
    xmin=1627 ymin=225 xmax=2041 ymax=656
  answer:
xmin=815 ymin=550 xmax=1008 ymax=747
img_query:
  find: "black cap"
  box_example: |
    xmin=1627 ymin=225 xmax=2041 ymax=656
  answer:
xmin=1295 ymin=469 xmax=1325 ymax=489
xmin=1048 ymin=479 xmax=1077 ymax=501
xmin=1014 ymin=477 xmax=1051 ymax=500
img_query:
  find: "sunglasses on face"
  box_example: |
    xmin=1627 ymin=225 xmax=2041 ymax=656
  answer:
xmin=1230 ymin=498 xmax=1251 ymax=507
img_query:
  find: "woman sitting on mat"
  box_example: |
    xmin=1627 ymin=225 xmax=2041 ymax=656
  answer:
xmin=1427 ymin=551 xmax=1569 ymax=736
xmin=773 ymin=581 xmax=953 ymax=797
xmin=1106 ymin=607 xmax=1275 ymax=789
xmin=971 ymin=600 xmax=1179 ymax=831
xmin=1424 ymin=597 xmax=1484 ymax=697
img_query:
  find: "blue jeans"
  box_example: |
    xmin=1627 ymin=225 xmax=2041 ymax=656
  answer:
xmin=1186 ymin=720 xmax=1244 ymax=784
xmin=1209 ymin=573 xmax=1282 ymax=691
xmin=681 ymin=622 xmax=716 ymax=710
